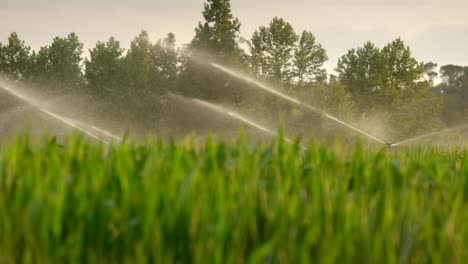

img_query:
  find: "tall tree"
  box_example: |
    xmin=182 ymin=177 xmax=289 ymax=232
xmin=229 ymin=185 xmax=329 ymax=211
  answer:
xmin=0 ymin=42 xmax=3 ymax=74
xmin=336 ymin=39 xmax=426 ymax=112
xmin=190 ymin=0 xmax=242 ymax=61
xmin=439 ymin=65 xmax=466 ymax=92
xmin=0 ymin=33 xmax=32 ymax=81
xmin=123 ymin=31 xmax=179 ymax=97
xmin=380 ymin=38 xmax=424 ymax=93
xmin=336 ymin=39 xmax=442 ymax=138
xmin=32 ymin=33 xmax=84 ymax=91
xmin=180 ymin=0 xmax=245 ymax=102
xmin=336 ymin=41 xmax=383 ymax=111
xmin=437 ymin=64 xmax=468 ymax=125
xmin=85 ymin=37 xmax=125 ymax=97
xmin=150 ymin=33 xmax=179 ymax=93
xmin=123 ymin=30 xmax=153 ymax=96
xmin=250 ymin=18 xmax=327 ymax=88
xmin=293 ymin=31 xmax=328 ymax=87
xmin=250 ymin=17 xmax=298 ymax=86
xmin=423 ymin=62 xmax=438 ymax=85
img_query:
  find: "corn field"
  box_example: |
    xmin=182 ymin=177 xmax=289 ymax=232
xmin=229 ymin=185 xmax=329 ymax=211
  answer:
xmin=0 ymin=134 xmax=467 ymax=263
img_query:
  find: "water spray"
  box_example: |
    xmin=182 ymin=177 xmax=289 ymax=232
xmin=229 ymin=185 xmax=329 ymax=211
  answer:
xmin=0 ymin=82 xmax=118 ymax=144
xmin=391 ymin=124 xmax=468 ymax=147
xmin=210 ymin=63 xmax=468 ymax=149
xmin=210 ymin=63 xmax=389 ymax=146
xmin=60 ymin=117 xmax=122 ymax=142
xmin=91 ymin=126 xmax=123 ymax=141
xmin=192 ymin=98 xmax=307 ymax=150
xmin=39 ymin=109 xmax=110 ymax=145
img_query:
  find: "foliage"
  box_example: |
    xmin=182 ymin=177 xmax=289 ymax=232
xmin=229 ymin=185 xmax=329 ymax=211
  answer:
xmin=336 ymin=39 xmax=443 ymax=138
xmin=179 ymin=0 xmax=246 ymax=103
xmin=313 ymin=81 xmax=356 ymax=120
xmin=31 ymin=33 xmax=85 ymax=91
xmin=85 ymin=37 xmax=125 ymax=98
xmin=0 ymin=32 xmax=33 ymax=81
xmin=190 ymin=0 xmax=243 ymax=61
xmin=250 ymin=17 xmax=327 ymax=88
xmin=437 ymin=65 xmax=468 ymax=125
xmin=423 ymin=62 xmax=438 ymax=85
xmin=293 ymin=31 xmax=328 ymax=87
xmin=0 ymin=0 xmax=465 ymax=145
xmin=0 ymin=1 xmax=467 ymax=261
xmin=250 ymin=17 xmax=298 ymax=86
xmin=1 ymin=135 xmax=468 ymax=262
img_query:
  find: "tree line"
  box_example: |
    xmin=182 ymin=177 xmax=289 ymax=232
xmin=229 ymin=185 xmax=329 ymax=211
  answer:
xmin=0 ymin=0 xmax=466 ymax=140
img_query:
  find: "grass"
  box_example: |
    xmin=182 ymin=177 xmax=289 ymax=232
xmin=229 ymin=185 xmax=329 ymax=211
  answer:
xmin=0 ymin=133 xmax=467 ymax=263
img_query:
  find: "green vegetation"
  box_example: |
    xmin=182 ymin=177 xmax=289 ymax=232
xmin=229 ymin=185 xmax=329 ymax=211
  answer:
xmin=1 ymin=0 xmax=466 ymax=141
xmin=1 ymin=135 xmax=468 ymax=262
xmin=0 ymin=0 xmax=467 ymax=261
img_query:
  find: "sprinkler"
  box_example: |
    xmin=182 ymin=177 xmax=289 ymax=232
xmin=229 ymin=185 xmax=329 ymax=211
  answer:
xmin=386 ymin=142 xmax=394 ymax=150
xmin=189 ymin=96 xmax=308 ymax=150
xmin=210 ymin=63 xmax=388 ymax=146
xmin=0 ymin=82 xmax=120 ymax=144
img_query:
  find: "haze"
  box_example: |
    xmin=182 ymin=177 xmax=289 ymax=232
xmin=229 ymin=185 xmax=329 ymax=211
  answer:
xmin=1 ymin=0 xmax=467 ymax=72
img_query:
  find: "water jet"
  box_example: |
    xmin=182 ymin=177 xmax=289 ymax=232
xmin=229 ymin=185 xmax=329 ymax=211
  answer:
xmin=39 ymin=109 xmax=110 ymax=145
xmin=191 ymin=97 xmax=307 ymax=150
xmin=210 ymin=63 xmax=388 ymax=146
xmin=0 ymin=81 xmax=117 ymax=144
xmin=391 ymin=124 xmax=468 ymax=147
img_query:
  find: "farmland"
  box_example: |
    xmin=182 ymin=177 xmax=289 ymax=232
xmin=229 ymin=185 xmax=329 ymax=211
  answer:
xmin=1 ymin=135 xmax=467 ymax=263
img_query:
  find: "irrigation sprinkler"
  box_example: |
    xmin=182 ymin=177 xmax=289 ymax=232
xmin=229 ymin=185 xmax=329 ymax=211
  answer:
xmin=191 ymin=97 xmax=307 ymax=150
xmin=390 ymin=124 xmax=468 ymax=148
xmin=209 ymin=63 xmax=468 ymax=150
xmin=0 ymin=82 xmax=118 ymax=144
xmin=210 ymin=63 xmax=389 ymax=146
xmin=39 ymin=109 xmax=110 ymax=145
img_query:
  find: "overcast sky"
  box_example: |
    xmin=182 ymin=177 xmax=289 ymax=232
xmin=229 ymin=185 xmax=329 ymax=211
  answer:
xmin=1 ymin=0 xmax=467 ymax=72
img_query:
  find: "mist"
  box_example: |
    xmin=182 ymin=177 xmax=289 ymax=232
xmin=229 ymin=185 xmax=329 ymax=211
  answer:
xmin=0 ymin=0 xmax=467 ymax=148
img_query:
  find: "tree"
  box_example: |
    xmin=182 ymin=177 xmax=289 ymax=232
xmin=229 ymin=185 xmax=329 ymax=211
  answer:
xmin=85 ymin=37 xmax=125 ymax=97
xmin=423 ymin=62 xmax=438 ymax=85
xmin=437 ymin=64 xmax=468 ymax=125
xmin=293 ymin=31 xmax=328 ymax=87
xmin=123 ymin=31 xmax=179 ymax=97
xmin=0 ymin=42 xmax=3 ymax=71
xmin=0 ymin=32 xmax=32 ymax=81
xmin=179 ymin=0 xmax=245 ymax=102
xmin=314 ymin=81 xmax=355 ymax=119
xmin=380 ymin=38 xmax=424 ymax=93
xmin=150 ymin=33 xmax=179 ymax=93
xmin=123 ymin=30 xmax=153 ymax=97
xmin=190 ymin=0 xmax=243 ymax=61
xmin=439 ymin=64 xmax=466 ymax=92
xmin=250 ymin=17 xmax=298 ymax=86
xmin=336 ymin=39 xmax=442 ymax=138
xmin=336 ymin=39 xmax=427 ymax=112
xmin=336 ymin=41 xmax=383 ymax=111
xmin=250 ymin=18 xmax=327 ymax=89
xmin=380 ymin=39 xmax=430 ymax=135
xmin=32 ymin=33 xmax=84 ymax=91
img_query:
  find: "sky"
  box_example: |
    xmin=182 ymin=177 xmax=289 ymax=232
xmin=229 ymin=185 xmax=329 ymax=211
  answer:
xmin=1 ymin=0 xmax=467 ymax=73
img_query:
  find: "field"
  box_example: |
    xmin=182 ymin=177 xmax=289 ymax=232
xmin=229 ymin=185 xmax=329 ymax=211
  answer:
xmin=0 ymin=134 xmax=467 ymax=263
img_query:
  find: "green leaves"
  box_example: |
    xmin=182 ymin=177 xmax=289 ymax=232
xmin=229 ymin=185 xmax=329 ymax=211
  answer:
xmin=191 ymin=0 xmax=242 ymax=61
xmin=250 ymin=17 xmax=327 ymax=88
xmin=0 ymin=32 xmax=33 ymax=81
xmin=336 ymin=39 xmax=443 ymax=139
xmin=294 ymin=31 xmax=328 ymax=86
xmin=0 ymin=135 xmax=467 ymax=262
xmin=85 ymin=37 xmax=125 ymax=97
xmin=37 ymin=32 xmax=84 ymax=81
